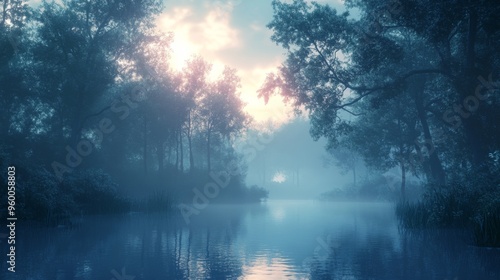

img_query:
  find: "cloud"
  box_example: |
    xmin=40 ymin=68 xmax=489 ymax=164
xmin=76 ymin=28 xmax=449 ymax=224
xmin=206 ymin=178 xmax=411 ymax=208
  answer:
xmin=159 ymin=4 xmax=241 ymax=51
xmin=199 ymin=10 xmax=241 ymax=51
xmin=158 ymin=5 xmax=241 ymax=71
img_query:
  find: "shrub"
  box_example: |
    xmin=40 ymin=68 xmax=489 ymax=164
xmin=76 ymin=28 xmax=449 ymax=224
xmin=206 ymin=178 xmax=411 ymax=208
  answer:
xmin=473 ymin=213 xmax=500 ymax=247
xmin=66 ymin=169 xmax=130 ymax=215
xmin=246 ymin=185 xmax=269 ymax=203
xmin=396 ymin=168 xmax=500 ymax=247
xmin=472 ymin=187 xmax=500 ymax=247
xmin=12 ymin=167 xmax=78 ymax=225
xmin=1 ymin=166 xmax=130 ymax=226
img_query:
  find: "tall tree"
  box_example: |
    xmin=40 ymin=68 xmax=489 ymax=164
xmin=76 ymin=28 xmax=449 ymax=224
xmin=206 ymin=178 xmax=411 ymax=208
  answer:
xmin=260 ymin=0 xmax=499 ymax=187
xmin=200 ymin=67 xmax=249 ymax=171
xmin=178 ymin=57 xmax=212 ymax=171
xmin=31 ymin=0 xmax=162 ymax=148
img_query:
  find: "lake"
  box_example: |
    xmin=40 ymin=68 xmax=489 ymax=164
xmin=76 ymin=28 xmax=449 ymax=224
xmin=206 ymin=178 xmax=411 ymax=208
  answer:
xmin=2 ymin=200 xmax=499 ymax=279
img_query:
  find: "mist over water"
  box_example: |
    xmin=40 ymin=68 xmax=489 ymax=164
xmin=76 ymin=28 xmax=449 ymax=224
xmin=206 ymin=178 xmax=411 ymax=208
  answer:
xmin=2 ymin=201 xmax=499 ymax=279
xmin=245 ymin=119 xmax=352 ymax=200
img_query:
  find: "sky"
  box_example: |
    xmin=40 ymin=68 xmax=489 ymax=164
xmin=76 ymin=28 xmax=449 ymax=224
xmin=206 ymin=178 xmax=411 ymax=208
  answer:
xmin=158 ymin=0 xmax=347 ymax=129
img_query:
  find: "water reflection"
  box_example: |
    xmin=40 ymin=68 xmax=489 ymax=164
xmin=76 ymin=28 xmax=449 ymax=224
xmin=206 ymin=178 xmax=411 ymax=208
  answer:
xmin=1 ymin=201 xmax=499 ymax=279
xmin=241 ymin=254 xmax=308 ymax=279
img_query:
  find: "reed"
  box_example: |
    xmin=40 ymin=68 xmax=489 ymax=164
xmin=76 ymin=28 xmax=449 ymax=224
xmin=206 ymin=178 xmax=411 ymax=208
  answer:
xmin=472 ymin=213 xmax=500 ymax=247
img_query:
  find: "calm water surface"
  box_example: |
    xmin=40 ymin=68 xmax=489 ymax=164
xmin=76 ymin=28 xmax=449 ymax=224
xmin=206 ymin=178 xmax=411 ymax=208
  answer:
xmin=2 ymin=200 xmax=499 ymax=279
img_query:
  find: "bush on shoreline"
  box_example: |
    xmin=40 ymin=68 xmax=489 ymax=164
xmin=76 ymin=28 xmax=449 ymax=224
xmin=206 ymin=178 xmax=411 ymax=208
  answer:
xmin=0 ymin=164 xmax=268 ymax=226
xmin=5 ymin=167 xmax=131 ymax=226
xmin=396 ymin=170 xmax=500 ymax=247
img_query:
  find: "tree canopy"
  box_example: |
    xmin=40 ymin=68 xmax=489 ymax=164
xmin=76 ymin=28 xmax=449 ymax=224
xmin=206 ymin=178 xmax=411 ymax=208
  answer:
xmin=0 ymin=0 xmax=264 ymax=223
xmin=260 ymin=0 xmax=499 ymax=194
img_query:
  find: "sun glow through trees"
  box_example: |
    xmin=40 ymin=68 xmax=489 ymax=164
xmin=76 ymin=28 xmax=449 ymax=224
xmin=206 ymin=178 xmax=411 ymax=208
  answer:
xmin=272 ymin=171 xmax=287 ymax=183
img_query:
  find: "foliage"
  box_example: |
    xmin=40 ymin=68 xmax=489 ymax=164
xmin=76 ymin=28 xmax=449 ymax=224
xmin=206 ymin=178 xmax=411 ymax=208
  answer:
xmin=0 ymin=166 xmax=130 ymax=226
xmin=65 ymin=169 xmax=130 ymax=215
xmin=396 ymin=169 xmax=500 ymax=246
xmin=473 ymin=212 xmax=500 ymax=248
xmin=166 ymin=168 xmax=267 ymax=204
xmin=395 ymin=201 xmax=431 ymax=228
xmin=246 ymin=185 xmax=269 ymax=203
xmin=0 ymin=0 xmax=263 ymax=226
xmin=262 ymin=0 xmax=499 ymax=191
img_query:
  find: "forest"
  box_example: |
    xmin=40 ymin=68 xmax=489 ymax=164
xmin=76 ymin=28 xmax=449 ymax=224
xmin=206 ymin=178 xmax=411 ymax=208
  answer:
xmin=0 ymin=0 xmax=268 ymax=225
xmin=0 ymin=0 xmax=498 ymax=248
xmin=259 ymin=0 xmax=499 ymax=246
xmin=0 ymin=0 xmax=499 ymax=279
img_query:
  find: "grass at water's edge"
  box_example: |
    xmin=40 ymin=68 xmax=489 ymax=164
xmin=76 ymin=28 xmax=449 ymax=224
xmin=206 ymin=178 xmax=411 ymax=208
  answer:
xmin=395 ymin=201 xmax=431 ymax=228
xmin=472 ymin=213 xmax=500 ymax=247
xmin=396 ymin=200 xmax=500 ymax=248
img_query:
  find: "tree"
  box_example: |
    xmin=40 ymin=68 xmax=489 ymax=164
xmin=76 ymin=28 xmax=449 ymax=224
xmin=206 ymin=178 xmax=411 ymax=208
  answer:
xmin=30 ymin=0 xmax=162 ymax=149
xmin=326 ymin=144 xmax=360 ymax=188
xmin=260 ymin=0 xmax=499 ymax=188
xmin=200 ymin=66 xmax=249 ymax=171
xmin=178 ymin=56 xmax=212 ymax=171
xmin=0 ymin=0 xmax=268 ymax=215
xmin=387 ymin=0 xmax=500 ymax=165
xmin=0 ymin=0 xmax=29 ymax=161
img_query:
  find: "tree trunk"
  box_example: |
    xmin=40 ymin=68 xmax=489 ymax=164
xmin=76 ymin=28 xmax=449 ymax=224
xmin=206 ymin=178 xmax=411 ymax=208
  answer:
xmin=207 ymin=129 xmax=211 ymax=172
xmin=396 ymin=114 xmax=407 ymax=200
xmin=157 ymin=142 xmax=164 ymax=172
xmin=458 ymin=7 xmax=488 ymax=167
xmin=400 ymin=161 xmax=406 ymax=200
xmin=411 ymin=77 xmax=446 ymax=185
xmin=175 ymin=130 xmax=179 ymax=170
xmin=187 ymin=112 xmax=194 ymax=171
xmin=143 ymin=116 xmax=148 ymax=175
xmin=179 ymin=129 xmax=184 ymax=172
xmin=352 ymin=163 xmax=356 ymax=188
xmin=167 ymin=141 xmax=172 ymax=166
